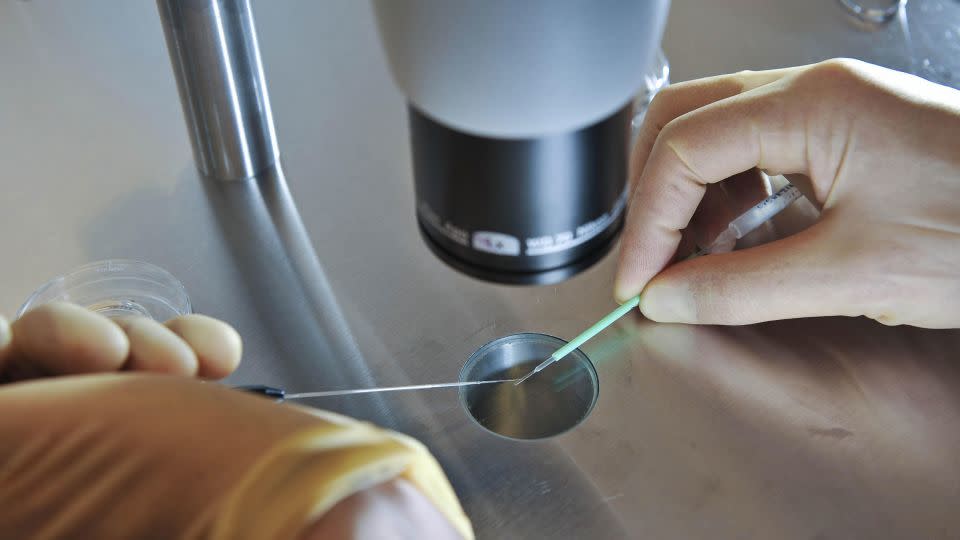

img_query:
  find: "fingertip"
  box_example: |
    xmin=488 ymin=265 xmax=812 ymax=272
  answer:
xmin=117 ymin=317 xmax=199 ymax=376
xmin=639 ymin=279 xmax=698 ymax=324
xmin=12 ymin=302 xmax=130 ymax=374
xmin=614 ymin=242 xmax=643 ymax=304
xmin=638 ymin=225 xmax=839 ymax=325
xmin=613 ymin=277 xmax=638 ymax=306
xmin=165 ymin=315 xmax=242 ymax=379
xmin=614 ymin=244 xmax=656 ymax=305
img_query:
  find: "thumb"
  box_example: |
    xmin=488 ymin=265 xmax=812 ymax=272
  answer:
xmin=640 ymin=223 xmax=865 ymax=325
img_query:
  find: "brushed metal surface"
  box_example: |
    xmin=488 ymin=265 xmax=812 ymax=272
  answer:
xmin=2 ymin=1 xmax=960 ymax=538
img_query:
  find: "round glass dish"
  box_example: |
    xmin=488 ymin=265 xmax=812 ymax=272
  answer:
xmin=459 ymin=333 xmax=599 ymax=441
xmin=18 ymin=259 xmax=191 ymax=321
xmin=838 ymin=0 xmax=905 ymax=24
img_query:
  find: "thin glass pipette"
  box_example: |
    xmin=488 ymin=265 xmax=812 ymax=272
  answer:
xmin=238 ymin=379 xmax=515 ymax=402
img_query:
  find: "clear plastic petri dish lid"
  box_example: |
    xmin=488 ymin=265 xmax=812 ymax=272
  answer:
xmin=459 ymin=333 xmax=599 ymax=441
xmin=838 ymin=0 xmax=905 ymax=24
xmin=18 ymin=259 xmax=191 ymax=321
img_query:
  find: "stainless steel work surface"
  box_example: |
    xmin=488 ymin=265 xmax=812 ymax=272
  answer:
xmin=3 ymin=1 xmax=960 ymax=538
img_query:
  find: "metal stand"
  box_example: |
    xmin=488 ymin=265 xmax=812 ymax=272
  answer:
xmin=157 ymin=0 xmax=279 ymax=180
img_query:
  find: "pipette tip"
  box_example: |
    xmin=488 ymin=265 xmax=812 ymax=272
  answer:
xmin=513 ymin=372 xmax=534 ymax=386
xmin=513 ymin=356 xmax=555 ymax=386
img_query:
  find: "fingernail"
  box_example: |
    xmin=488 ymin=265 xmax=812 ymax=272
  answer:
xmin=640 ymin=283 xmax=697 ymax=323
xmin=613 ymin=269 xmax=640 ymax=304
xmin=613 ymin=283 xmax=631 ymax=305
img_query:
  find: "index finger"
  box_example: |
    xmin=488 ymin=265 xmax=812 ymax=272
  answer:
xmin=629 ymin=67 xmax=796 ymax=195
xmin=4 ymin=303 xmax=129 ymax=381
xmin=615 ymin=77 xmax=820 ymax=301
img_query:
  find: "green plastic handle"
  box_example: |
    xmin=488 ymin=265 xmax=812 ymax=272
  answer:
xmin=550 ymin=294 xmax=640 ymax=362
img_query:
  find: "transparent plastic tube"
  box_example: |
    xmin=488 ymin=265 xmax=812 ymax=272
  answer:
xmin=693 ymin=184 xmax=803 ymax=257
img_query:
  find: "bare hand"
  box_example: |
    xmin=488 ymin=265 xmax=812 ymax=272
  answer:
xmin=616 ymin=59 xmax=960 ymax=328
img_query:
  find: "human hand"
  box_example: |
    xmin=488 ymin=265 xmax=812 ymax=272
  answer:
xmin=0 ymin=301 xmax=241 ymax=381
xmin=615 ymin=59 xmax=960 ymax=328
xmin=0 ymin=304 xmax=469 ymax=539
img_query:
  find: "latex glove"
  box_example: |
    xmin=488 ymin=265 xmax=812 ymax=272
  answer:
xmin=616 ymin=59 xmax=960 ymax=328
xmin=0 ymin=302 xmax=241 ymax=381
xmin=0 ymin=305 xmax=471 ymax=539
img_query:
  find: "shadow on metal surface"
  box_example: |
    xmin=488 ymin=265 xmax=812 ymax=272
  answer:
xmin=200 ymin=164 xmax=393 ymax=422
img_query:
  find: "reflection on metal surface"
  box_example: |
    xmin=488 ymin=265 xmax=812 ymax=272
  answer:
xmin=460 ymin=334 xmax=598 ymax=440
xmin=200 ymin=165 xmax=391 ymax=421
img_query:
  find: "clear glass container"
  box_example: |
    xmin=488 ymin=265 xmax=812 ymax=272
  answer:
xmin=839 ymin=0 xmax=906 ymax=24
xmin=459 ymin=333 xmax=599 ymax=440
xmin=18 ymin=259 xmax=191 ymax=321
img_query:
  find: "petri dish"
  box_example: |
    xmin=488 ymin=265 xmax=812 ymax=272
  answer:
xmin=18 ymin=259 xmax=191 ymax=321
xmin=459 ymin=333 xmax=599 ymax=441
xmin=838 ymin=0 xmax=906 ymax=24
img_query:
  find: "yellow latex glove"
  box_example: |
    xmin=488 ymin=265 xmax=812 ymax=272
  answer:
xmin=0 ymin=303 xmax=471 ymax=539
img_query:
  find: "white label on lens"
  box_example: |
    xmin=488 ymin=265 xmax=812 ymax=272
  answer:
xmin=473 ymin=232 xmax=521 ymax=256
xmin=418 ymin=190 xmax=626 ymax=257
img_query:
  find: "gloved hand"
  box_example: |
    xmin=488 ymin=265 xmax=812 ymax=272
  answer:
xmin=616 ymin=59 xmax=960 ymax=328
xmin=0 ymin=304 xmax=471 ymax=539
xmin=0 ymin=302 xmax=241 ymax=382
